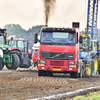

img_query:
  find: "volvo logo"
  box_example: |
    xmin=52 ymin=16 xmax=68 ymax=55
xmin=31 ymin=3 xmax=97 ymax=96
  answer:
xmin=68 ymin=55 xmax=73 ymax=57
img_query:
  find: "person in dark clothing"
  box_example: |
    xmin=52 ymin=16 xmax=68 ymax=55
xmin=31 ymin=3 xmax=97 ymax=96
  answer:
xmin=0 ymin=46 xmax=3 ymax=70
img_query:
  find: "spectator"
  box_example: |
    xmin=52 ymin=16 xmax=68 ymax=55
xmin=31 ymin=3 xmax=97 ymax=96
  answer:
xmin=30 ymin=49 xmax=38 ymax=70
xmin=0 ymin=46 xmax=3 ymax=70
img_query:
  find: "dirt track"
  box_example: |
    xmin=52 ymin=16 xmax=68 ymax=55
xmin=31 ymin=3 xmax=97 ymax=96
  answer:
xmin=0 ymin=69 xmax=100 ymax=100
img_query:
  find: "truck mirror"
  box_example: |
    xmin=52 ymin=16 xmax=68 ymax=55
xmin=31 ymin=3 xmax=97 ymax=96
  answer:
xmin=79 ymin=36 xmax=83 ymax=43
xmin=34 ymin=33 xmax=38 ymax=43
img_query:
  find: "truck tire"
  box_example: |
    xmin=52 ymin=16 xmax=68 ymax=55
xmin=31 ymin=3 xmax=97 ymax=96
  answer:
xmin=38 ymin=70 xmax=44 ymax=76
xmin=38 ymin=70 xmax=47 ymax=76
xmin=47 ymin=72 xmax=53 ymax=76
xmin=6 ymin=54 xmax=20 ymax=70
xmin=70 ymin=72 xmax=79 ymax=78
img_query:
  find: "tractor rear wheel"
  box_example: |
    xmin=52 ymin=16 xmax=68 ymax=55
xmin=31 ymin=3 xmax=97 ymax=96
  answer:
xmin=92 ymin=55 xmax=98 ymax=75
xmin=6 ymin=54 xmax=20 ymax=70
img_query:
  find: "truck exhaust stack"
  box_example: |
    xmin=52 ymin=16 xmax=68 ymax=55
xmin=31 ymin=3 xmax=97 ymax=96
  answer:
xmin=72 ymin=22 xmax=80 ymax=28
xmin=45 ymin=25 xmax=48 ymax=27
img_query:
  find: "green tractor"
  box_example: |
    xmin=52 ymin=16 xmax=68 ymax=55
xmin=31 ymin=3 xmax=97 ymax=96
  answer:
xmin=0 ymin=29 xmax=20 ymax=70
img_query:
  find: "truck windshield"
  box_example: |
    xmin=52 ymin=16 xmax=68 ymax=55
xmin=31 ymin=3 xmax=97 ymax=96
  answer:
xmin=0 ymin=36 xmax=4 ymax=44
xmin=80 ymin=37 xmax=89 ymax=51
xmin=41 ymin=32 xmax=76 ymax=45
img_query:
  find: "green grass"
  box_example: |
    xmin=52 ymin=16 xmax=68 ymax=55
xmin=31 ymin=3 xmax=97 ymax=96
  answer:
xmin=67 ymin=91 xmax=100 ymax=100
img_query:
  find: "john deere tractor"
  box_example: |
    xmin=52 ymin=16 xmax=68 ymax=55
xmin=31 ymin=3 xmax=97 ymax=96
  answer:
xmin=7 ymin=36 xmax=31 ymax=68
xmin=0 ymin=29 xmax=20 ymax=70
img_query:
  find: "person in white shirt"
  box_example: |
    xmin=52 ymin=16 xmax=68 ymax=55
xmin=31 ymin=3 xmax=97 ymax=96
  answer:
xmin=0 ymin=47 xmax=3 ymax=70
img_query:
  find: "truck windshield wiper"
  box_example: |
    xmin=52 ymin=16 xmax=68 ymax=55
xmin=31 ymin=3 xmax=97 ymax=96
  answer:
xmin=57 ymin=40 xmax=70 ymax=45
xmin=44 ymin=40 xmax=56 ymax=45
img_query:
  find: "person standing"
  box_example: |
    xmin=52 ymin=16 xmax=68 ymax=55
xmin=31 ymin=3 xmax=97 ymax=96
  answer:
xmin=0 ymin=46 xmax=3 ymax=70
xmin=29 ymin=49 xmax=38 ymax=70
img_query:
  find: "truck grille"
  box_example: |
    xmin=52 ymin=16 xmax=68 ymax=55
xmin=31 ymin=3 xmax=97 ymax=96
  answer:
xmin=50 ymin=61 xmax=64 ymax=66
xmin=41 ymin=52 xmax=74 ymax=60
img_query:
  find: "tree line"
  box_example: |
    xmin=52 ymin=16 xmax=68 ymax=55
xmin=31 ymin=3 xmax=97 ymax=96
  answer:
xmin=4 ymin=24 xmax=44 ymax=49
xmin=4 ymin=24 xmax=100 ymax=49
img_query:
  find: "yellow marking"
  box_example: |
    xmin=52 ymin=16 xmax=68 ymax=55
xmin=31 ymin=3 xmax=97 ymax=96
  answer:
xmin=52 ymin=68 xmax=61 ymax=71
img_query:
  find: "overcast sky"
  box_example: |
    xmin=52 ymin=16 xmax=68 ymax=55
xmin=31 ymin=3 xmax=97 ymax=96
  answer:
xmin=0 ymin=0 xmax=100 ymax=31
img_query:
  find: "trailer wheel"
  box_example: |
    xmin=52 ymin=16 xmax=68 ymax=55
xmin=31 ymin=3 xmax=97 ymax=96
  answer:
xmin=70 ymin=72 xmax=79 ymax=78
xmin=6 ymin=54 xmax=20 ymax=70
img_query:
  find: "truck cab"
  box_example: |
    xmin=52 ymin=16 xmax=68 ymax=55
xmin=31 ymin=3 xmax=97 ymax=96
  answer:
xmin=34 ymin=26 xmax=81 ymax=78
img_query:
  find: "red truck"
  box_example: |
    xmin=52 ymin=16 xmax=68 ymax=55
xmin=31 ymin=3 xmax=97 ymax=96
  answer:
xmin=34 ymin=23 xmax=83 ymax=78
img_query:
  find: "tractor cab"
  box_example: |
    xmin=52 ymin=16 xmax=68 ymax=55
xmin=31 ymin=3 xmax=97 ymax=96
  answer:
xmin=7 ymin=36 xmax=31 ymax=68
xmin=79 ymin=34 xmax=91 ymax=59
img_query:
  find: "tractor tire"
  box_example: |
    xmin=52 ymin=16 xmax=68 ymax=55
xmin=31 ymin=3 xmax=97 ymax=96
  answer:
xmin=28 ymin=58 xmax=31 ymax=67
xmin=6 ymin=54 xmax=20 ymax=70
xmin=23 ymin=58 xmax=31 ymax=68
xmin=79 ymin=67 xmax=82 ymax=78
xmin=98 ymin=59 xmax=100 ymax=74
xmin=2 ymin=63 xmax=4 ymax=69
xmin=92 ymin=55 xmax=98 ymax=75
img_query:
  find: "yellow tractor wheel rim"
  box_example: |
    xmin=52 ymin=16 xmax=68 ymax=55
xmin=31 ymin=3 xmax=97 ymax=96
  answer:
xmin=94 ymin=58 xmax=98 ymax=71
xmin=8 ymin=64 xmax=12 ymax=67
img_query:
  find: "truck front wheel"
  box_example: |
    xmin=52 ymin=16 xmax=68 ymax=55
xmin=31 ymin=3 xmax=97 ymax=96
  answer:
xmin=70 ymin=72 xmax=79 ymax=78
xmin=6 ymin=54 xmax=20 ymax=70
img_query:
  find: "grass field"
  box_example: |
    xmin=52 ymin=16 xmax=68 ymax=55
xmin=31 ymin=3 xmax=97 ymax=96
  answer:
xmin=69 ymin=91 xmax=100 ymax=100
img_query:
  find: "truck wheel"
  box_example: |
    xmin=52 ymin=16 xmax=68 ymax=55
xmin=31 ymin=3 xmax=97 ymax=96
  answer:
xmin=70 ymin=72 xmax=79 ymax=78
xmin=6 ymin=54 xmax=20 ymax=70
xmin=47 ymin=72 xmax=53 ymax=76
xmin=38 ymin=70 xmax=44 ymax=76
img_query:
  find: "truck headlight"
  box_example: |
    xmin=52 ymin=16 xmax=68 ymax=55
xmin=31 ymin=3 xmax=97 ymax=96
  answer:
xmin=40 ymin=60 xmax=46 ymax=64
xmin=68 ymin=61 xmax=75 ymax=65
